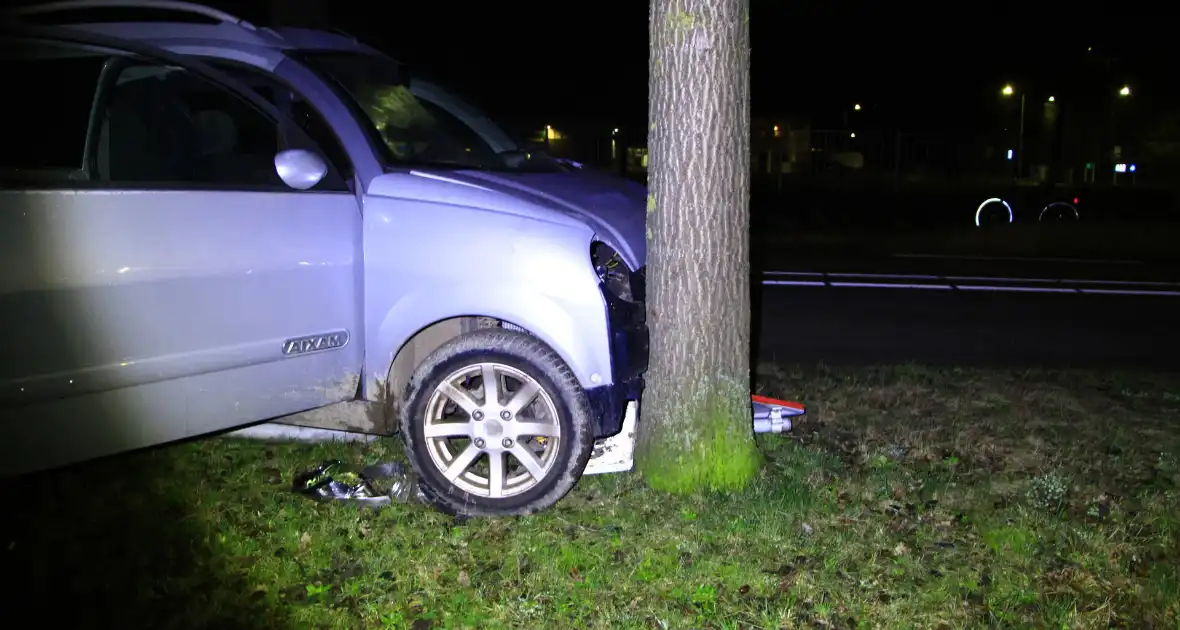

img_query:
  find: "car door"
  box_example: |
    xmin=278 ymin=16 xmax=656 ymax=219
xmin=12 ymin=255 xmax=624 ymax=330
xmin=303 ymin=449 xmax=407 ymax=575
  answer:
xmin=0 ymin=27 xmax=363 ymax=476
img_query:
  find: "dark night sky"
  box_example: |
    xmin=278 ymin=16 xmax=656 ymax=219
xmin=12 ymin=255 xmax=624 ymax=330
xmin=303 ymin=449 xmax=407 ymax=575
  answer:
xmin=212 ymin=1 xmax=1167 ymax=133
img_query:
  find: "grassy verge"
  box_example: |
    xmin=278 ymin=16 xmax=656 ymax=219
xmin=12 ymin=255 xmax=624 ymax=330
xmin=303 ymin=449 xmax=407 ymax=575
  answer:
xmin=4 ymin=364 xmax=1179 ymax=629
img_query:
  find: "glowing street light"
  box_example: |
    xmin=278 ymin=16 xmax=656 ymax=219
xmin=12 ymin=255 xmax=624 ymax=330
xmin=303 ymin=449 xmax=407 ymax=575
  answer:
xmin=1047 ymin=96 xmax=1055 ymax=102
xmin=1000 ymin=84 xmax=1025 ymax=175
xmin=1119 ymin=85 xmax=1131 ymax=97
xmin=853 ymin=103 xmax=862 ymax=111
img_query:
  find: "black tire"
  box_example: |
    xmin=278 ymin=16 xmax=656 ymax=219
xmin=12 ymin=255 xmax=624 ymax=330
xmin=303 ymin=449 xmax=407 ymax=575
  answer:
xmin=399 ymin=328 xmax=595 ymax=517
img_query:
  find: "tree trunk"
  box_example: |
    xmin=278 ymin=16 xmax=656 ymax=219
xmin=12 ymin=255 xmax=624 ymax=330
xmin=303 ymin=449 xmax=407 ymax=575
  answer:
xmin=637 ymin=0 xmax=759 ymax=493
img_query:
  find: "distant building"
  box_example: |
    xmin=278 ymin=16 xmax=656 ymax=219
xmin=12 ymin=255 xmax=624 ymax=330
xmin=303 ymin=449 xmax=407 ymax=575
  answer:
xmin=527 ymin=116 xmax=814 ymax=178
xmin=513 ymin=118 xmax=636 ymax=175
xmin=751 ymin=117 xmax=812 ymax=175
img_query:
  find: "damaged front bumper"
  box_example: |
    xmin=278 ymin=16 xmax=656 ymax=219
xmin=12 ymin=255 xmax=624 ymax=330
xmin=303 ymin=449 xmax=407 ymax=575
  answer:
xmin=583 ymin=395 xmax=806 ymax=476
xmin=585 ymin=265 xmax=648 ymax=441
xmin=581 ymin=264 xmax=806 ymax=476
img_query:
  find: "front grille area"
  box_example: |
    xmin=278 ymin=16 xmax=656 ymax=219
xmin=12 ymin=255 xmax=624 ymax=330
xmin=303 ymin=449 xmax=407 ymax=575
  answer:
xmin=590 ymin=269 xmax=649 ymax=437
xmin=630 ymin=265 xmax=646 ymax=303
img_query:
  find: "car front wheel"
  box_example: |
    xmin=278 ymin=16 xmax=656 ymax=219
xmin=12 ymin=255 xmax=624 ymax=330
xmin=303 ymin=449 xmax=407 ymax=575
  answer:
xmin=399 ymin=328 xmax=594 ymax=517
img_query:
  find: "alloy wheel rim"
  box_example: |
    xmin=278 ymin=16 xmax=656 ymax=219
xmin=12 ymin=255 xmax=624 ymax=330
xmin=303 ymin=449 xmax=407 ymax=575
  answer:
xmin=423 ymin=362 xmax=562 ymax=498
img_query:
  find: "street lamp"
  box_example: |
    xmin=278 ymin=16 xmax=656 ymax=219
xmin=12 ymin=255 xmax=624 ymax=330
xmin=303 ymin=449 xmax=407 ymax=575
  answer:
xmin=843 ymin=103 xmax=862 ymax=131
xmin=1001 ymin=84 xmax=1026 ymax=176
xmin=1119 ymin=85 xmax=1131 ymax=97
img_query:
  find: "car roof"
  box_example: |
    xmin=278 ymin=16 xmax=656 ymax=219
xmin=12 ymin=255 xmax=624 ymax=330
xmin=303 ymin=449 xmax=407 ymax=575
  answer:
xmin=7 ymin=1 xmax=519 ymax=153
xmin=9 ymin=1 xmax=384 ymax=71
xmin=0 ymin=20 xmax=296 ymax=129
xmin=58 ymin=24 xmax=380 ymax=70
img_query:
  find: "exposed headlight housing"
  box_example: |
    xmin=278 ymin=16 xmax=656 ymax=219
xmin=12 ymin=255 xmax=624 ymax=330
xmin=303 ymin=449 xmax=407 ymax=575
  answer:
xmin=591 ymin=241 xmax=635 ymax=302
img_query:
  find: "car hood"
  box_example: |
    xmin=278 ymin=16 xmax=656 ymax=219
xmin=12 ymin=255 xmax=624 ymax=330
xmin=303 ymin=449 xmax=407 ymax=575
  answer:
xmin=461 ymin=169 xmax=648 ymax=269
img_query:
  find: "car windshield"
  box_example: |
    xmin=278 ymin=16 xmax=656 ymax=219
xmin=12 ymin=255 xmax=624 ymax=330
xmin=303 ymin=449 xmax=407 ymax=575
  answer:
xmin=292 ymin=51 xmax=565 ymax=173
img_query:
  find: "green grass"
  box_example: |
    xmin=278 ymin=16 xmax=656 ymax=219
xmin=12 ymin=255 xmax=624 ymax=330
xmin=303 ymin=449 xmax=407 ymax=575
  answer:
xmin=4 ymin=364 xmax=1180 ymax=629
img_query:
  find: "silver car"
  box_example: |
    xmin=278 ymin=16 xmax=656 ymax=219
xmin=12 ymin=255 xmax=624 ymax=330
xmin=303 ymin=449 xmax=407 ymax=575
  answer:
xmin=0 ymin=3 xmax=648 ymax=517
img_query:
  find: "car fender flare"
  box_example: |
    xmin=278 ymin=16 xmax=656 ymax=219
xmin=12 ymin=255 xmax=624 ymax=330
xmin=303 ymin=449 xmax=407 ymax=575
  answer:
xmin=368 ymin=283 xmax=611 ymax=398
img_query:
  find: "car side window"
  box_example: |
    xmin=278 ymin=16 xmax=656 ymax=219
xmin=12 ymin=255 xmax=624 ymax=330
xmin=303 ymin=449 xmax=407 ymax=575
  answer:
xmin=94 ymin=59 xmax=296 ymax=189
xmin=0 ymin=47 xmax=105 ymax=185
xmin=203 ymin=60 xmax=355 ymax=185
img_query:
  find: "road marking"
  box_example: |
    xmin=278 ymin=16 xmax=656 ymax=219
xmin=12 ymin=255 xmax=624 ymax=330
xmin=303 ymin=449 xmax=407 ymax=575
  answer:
xmin=892 ymin=253 xmax=1145 ymax=265
xmin=1079 ymin=288 xmax=1180 ymax=297
xmin=828 ymin=272 xmax=940 ymax=280
xmin=943 ymin=275 xmax=1180 ymax=287
xmin=763 ymin=280 xmax=827 ymax=287
xmin=829 ymin=281 xmax=952 ymax=290
xmin=764 ymin=270 xmax=1180 ymax=288
xmin=956 ymin=285 xmax=1080 ymax=293
xmin=760 ymin=271 xmax=1180 ymax=296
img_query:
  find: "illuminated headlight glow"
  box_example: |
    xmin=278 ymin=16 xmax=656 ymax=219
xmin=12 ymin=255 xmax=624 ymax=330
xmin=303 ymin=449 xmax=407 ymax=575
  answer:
xmin=591 ymin=241 xmax=635 ymax=302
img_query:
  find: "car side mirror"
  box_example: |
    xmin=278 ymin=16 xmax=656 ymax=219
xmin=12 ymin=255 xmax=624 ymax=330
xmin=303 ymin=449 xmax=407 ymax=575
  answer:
xmin=274 ymin=149 xmax=328 ymax=190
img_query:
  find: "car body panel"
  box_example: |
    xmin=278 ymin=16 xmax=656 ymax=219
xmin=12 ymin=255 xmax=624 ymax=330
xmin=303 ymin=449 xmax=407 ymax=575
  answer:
xmin=462 ymin=170 xmax=648 ymax=269
xmin=0 ymin=27 xmax=365 ymax=475
xmin=0 ymin=186 xmax=362 ymax=476
xmin=361 ymin=174 xmax=611 ymax=391
xmin=53 ymin=21 xmax=291 ymax=65
xmin=0 ymin=15 xmax=648 ymax=478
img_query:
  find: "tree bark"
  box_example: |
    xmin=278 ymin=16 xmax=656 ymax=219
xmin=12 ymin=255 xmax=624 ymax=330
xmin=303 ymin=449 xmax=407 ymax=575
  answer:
xmin=637 ymin=0 xmax=759 ymax=492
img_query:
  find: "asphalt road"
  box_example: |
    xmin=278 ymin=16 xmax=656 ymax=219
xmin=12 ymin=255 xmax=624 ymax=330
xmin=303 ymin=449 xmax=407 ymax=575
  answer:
xmin=755 ymin=254 xmax=1180 ymax=370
